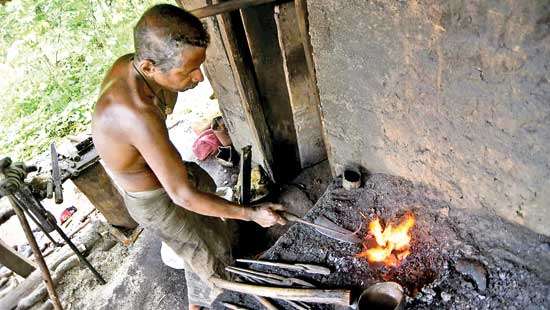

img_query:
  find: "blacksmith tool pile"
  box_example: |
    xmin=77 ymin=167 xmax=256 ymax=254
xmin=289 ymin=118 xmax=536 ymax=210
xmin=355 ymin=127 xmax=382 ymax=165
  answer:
xmin=216 ymin=259 xmax=404 ymax=310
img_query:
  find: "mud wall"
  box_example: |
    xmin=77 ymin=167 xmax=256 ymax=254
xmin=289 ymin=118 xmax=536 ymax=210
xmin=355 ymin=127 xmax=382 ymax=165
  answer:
xmin=307 ymin=0 xmax=550 ymax=235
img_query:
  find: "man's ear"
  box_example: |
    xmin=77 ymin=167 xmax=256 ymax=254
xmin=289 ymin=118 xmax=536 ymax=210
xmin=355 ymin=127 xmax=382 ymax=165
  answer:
xmin=139 ymin=59 xmax=157 ymax=78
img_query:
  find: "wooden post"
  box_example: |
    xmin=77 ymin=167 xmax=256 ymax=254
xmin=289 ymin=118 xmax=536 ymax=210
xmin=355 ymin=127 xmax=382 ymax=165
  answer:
xmin=294 ymin=0 xmax=335 ymax=175
xmin=0 ymin=239 xmax=35 ymax=278
xmin=71 ymin=163 xmax=138 ymax=229
xmin=10 ymin=199 xmax=63 ymax=310
xmin=214 ymin=3 xmax=278 ymax=181
xmin=275 ymin=2 xmax=327 ymax=168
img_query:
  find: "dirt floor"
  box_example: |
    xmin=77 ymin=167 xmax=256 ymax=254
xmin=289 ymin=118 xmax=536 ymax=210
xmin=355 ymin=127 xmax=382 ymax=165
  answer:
xmin=215 ymin=174 xmax=550 ymax=309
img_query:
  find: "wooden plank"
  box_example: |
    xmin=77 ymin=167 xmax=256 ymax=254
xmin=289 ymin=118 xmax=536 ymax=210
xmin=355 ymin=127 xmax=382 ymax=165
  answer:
xmin=0 ymin=239 xmax=35 ymax=277
xmin=275 ymin=2 xmax=327 ymax=168
xmin=214 ymin=4 xmax=278 ymax=181
xmin=71 ymin=163 xmax=138 ymax=229
xmin=240 ymin=3 xmax=301 ymax=180
xmin=191 ymin=0 xmax=279 ymax=19
xmin=294 ymin=0 xmax=335 ymax=175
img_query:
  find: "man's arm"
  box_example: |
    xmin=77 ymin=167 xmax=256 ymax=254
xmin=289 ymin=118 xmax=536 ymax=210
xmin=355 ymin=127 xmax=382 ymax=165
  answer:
xmin=125 ymin=106 xmax=285 ymax=227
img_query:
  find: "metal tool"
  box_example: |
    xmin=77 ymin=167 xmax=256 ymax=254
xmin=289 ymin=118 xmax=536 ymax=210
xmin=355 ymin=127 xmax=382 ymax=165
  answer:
xmin=232 ymin=266 xmax=313 ymax=309
xmin=50 ymin=143 xmax=63 ymax=204
xmin=285 ymin=300 xmax=311 ymax=310
xmin=238 ymin=145 xmax=252 ymax=204
xmin=221 ymin=302 xmax=250 ymax=310
xmin=236 ymin=259 xmax=330 ymax=275
xmin=226 ymin=266 xmax=315 ymax=288
xmin=281 ymin=212 xmax=362 ymax=244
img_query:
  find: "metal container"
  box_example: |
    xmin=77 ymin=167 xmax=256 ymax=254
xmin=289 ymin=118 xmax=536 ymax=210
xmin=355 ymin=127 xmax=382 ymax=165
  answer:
xmin=342 ymin=166 xmax=361 ymax=190
xmin=356 ymin=282 xmax=405 ymax=310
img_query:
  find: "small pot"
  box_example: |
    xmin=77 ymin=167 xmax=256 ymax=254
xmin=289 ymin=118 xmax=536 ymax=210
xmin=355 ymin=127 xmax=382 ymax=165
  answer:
xmin=343 ymin=166 xmax=362 ymax=190
xmin=354 ymin=282 xmax=405 ymax=310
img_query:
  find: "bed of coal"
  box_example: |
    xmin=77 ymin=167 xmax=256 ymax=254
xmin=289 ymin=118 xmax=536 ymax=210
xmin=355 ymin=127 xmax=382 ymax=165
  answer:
xmin=214 ymin=174 xmax=550 ymax=309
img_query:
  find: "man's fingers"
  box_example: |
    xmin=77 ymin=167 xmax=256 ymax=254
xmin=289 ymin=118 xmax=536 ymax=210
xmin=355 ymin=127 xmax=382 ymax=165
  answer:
xmin=276 ymin=215 xmax=288 ymax=226
xmin=268 ymin=209 xmax=287 ymax=226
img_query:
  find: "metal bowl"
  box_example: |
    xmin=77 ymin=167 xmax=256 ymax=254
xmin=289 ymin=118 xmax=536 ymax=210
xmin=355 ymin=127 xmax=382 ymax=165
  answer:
xmin=356 ymin=282 xmax=405 ymax=310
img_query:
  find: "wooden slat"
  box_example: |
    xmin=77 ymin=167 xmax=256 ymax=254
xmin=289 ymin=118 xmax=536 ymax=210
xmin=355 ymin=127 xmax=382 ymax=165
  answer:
xmin=191 ymin=0 xmax=279 ymax=19
xmin=275 ymin=2 xmax=326 ymax=168
xmin=214 ymin=5 xmax=277 ymax=181
xmin=294 ymin=0 xmax=335 ymax=175
xmin=240 ymin=3 xmax=301 ymax=179
xmin=0 ymin=239 xmax=35 ymax=278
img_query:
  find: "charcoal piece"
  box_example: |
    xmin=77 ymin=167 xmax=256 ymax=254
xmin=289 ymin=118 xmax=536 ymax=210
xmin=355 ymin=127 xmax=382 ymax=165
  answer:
xmin=454 ymin=258 xmax=488 ymax=293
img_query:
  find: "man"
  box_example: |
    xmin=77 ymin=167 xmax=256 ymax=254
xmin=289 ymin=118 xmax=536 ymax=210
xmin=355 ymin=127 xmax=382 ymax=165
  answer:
xmin=91 ymin=4 xmax=286 ymax=308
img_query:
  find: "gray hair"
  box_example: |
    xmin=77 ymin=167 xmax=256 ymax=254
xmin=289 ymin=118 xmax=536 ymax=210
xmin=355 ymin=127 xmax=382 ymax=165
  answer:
xmin=133 ymin=4 xmax=209 ymax=72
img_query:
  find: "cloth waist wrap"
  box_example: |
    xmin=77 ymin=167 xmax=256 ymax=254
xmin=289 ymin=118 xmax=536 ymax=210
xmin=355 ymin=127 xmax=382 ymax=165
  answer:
xmin=122 ymin=162 xmax=234 ymax=306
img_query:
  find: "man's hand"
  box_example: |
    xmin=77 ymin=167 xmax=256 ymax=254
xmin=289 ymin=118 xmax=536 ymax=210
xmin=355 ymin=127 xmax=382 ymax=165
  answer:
xmin=248 ymin=203 xmax=287 ymax=227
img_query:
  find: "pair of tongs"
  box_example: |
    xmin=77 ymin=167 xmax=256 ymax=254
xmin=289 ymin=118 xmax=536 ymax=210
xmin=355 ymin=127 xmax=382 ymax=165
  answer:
xmin=226 ymin=266 xmax=315 ymax=288
xmin=236 ymin=259 xmax=331 ymax=276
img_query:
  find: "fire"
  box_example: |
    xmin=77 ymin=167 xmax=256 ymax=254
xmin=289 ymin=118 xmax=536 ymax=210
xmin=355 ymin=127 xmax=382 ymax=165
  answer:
xmin=357 ymin=212 xmax=415 ymax=267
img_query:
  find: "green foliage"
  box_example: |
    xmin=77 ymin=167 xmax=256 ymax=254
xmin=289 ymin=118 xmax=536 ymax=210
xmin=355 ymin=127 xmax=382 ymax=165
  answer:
xmin=0 ymin=0 xmax=170 ymax=160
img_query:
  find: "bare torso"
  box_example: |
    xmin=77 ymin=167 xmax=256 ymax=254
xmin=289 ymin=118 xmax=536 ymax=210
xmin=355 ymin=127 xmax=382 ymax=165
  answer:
xmin=92 ymin=54 xmax=177 ymax=192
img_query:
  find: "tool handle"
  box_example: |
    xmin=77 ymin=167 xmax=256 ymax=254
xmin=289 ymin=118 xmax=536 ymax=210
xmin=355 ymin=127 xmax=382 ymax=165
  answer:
xmin=282 ymin=212 xmax=320 ymax=230
xmin=54 ymin=185 xmax=63 ymax=204
xmin=281 ymin=212 xmax=304 ymax=223
xmin=211 ymin=277 xmax=351 ymax=305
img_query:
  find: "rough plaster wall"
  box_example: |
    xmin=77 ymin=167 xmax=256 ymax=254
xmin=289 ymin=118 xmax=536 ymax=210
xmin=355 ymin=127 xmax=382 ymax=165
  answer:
xmin=307 ymin=0 xmax=550 ymax=235
xmin=184 ymin=1 xmax=265 ymax=165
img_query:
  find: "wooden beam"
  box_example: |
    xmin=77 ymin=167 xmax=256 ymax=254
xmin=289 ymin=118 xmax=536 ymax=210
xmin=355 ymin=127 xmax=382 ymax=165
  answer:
xmin=275 ymin=2 xmax=326 ymax=168
xmin=240 ymin=3 xmax=301 ymax=180
xmin=214 ymin=5 xmax=278 ymax=181
xmin=191 ymin=0 xmax=281 ymax=19
xmin=294 ymin=0 xmax=335 ymax=175
xmin=0 ymin=239 xmax=35 ymax=278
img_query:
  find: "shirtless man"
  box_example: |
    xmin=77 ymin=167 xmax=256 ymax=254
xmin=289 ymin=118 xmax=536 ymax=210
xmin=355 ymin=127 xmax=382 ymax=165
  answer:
xmin=92 ymin=4 xmax=286 ymax=308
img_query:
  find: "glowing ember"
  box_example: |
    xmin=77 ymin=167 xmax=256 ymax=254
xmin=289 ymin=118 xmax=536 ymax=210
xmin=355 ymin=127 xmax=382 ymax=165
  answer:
xmin=357 ymin=212 xmax=415 ymax=267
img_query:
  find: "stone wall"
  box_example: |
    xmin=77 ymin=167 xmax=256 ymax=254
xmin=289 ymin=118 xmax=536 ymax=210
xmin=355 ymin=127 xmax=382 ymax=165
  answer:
xmin=307 ymin=0 xmax=550 ymax=235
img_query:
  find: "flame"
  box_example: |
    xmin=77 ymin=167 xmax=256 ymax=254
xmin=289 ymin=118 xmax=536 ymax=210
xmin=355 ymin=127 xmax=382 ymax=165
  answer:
xmin=357 ymin=212 xmax=415 ymax=267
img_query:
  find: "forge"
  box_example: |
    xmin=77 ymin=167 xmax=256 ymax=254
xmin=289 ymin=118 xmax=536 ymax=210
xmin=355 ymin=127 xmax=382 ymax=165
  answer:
xmin=214 ymin=173 xmax=550 ymax=309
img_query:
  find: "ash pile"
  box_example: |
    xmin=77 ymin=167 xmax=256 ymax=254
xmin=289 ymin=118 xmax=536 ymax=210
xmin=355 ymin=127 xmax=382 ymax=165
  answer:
xmin=214 ymin=174 xmax=550 ymax=309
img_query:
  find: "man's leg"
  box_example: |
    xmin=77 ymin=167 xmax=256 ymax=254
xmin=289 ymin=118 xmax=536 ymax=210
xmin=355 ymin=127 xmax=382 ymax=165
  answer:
xmin=185 ymin=266 xmax=218 ymax=308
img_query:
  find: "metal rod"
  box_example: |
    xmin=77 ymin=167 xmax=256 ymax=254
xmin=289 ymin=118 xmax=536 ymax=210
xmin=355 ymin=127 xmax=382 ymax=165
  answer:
xmin=239 ymin=145 xmax=252 ymax=204
xmin=9 ymin=196 xmax=63 ymax=310
xmin=52 ymin=223 xmax=106 ymax=284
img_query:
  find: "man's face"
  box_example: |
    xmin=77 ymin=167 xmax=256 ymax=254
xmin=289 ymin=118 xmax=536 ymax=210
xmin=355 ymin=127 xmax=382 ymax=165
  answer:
xmin=153 ymin=46 xmax=206 ymax=93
